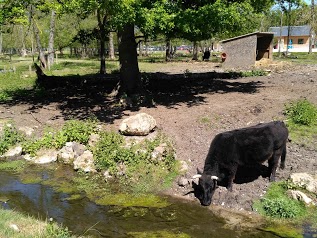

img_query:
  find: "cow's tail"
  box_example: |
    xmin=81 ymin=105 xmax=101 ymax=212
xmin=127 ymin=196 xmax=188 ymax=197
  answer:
xmin=280 ymin=143 xmax=287 ymax=170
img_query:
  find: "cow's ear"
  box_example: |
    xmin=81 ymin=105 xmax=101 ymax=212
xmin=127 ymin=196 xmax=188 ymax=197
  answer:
xmin=210 ymin=176 xmax=219 ymax=180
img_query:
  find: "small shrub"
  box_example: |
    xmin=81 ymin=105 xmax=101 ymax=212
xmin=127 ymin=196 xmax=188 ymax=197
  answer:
xmin=46 ymin=222 xmax=73 ymax=238
xmin=284 ymin=99 xmax=317 ymax=126
xmin=94 ymin=131 xmax=177 ymax=192
xmin=261 ymin=197 xmax=305 ymax=218
xmin=23 ymin=119 xmax=97 ymax=156
xmin=57 ymin=119 xmax=98 ymax=145
xmin=0 ymin=124 xmax=25 ymax=155
xmin=94 ymin=131 xmax=167 ymax=172
xmin=94 ymin=131 xmax=133 ymax=171
xmin=253 ymin=181 xmax=306 ymax=219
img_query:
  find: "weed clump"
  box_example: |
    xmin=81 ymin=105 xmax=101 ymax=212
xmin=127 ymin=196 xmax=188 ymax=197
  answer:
xmin=94 ymin=132 xmax=175 ymax=173
xmin=94 ymin=131 xmax=177 ymax=193
xmin=253 ymin=181 xmax=306 ymax=219
xmin=23 ymin=119 xmax=97 ymax=156
xmin=261 ymin=197 xmax=305 ymax=219
xmin=0 ymin=124 xmax=25 ymax=155
xmin=284 ymin=99 xmax=317 ymax=126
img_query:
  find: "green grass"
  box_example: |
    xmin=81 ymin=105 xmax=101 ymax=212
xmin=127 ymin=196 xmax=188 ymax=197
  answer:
xmin=48 ymin=59 xmax=120 ymax=75
xmin=2 ymin=53 xmax=311 ymax=103
xmin=283 ymin=99 xmax=317 ymax=149
xmin=253 ymin=180 xmax=317 ymax=237
xmin=284 ymin=99 xmax=317 ymax=126
xmin=23 ymin=119 xmax=98 ymax=156
xmin=273 ymin=52 xmax=317 ymax=65
xmin=0 ymin=124 xmax=25 ymax=155
xmin=0 ymin=208 xmax=75 ymax=238
xmin=286 ymin=121 xmax=317 ymax=148
xmin=0 ymin=71 xmax=37 ymax=101
xmin=0 ymin=57 xmax=120 ymax=102
xmin=93 ymin=131 xmax=178 ymax=194
xmin=253 ymin=181 xmax=306 ymax=219
xmin=0 ymin=160 xmax=26 ymax=172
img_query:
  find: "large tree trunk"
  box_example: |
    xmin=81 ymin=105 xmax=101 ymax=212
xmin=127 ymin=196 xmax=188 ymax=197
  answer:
xmin=97 ymin=9 xmax=106 ymax=74
xmin=108 ymin=32 xmax=115 ymax=60
xmin=0 ymin=29 xmax=2 ymax=54
xmin=47 ymin=10 xmax=56 ymax=69
xmin=139 ymin=41 xmax=143 ymax=57
xmin=118 ymin=24 xmax=142 ymax=96
xmin=145 ymin=40 xmax=149 ymax=56
xmin=31 ymin=5 xmax=46 ymax=68
xmin=20 ymin=26 xmax=27 ymax=57
xmin=165 ymin=38 xmax=173 ymax=61
xmin=99 ymin=35 xmax=106 ymax=74
xmin=192 ymin=41 xmax=198 ymax=60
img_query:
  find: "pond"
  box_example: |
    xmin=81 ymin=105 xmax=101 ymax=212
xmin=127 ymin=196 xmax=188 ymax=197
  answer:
xmin=0 ymin=169 xmax=299 ymax=238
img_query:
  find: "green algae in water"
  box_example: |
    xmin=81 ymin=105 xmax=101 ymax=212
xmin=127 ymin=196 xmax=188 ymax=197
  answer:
xmin=128 ymin=230 xmax=191 ymax=238
xmin=121 ymin=207 xmax=148 ymax=218
xmin=263 ymin=224 xmax=303 ymax=238
xmin=0 ymin=196 xmax=9 ymax=203
xmin=41 ymin=179 xmax=80 ymax=194
xmin=0 ymin=160 xmax=25 ymax=172
xmin=63 ymin=194 xmax=83 ymax=201
xmin=95 ymin=193 xmax=170 ymax=208
xmin=20 ymin=173 xmax=43 ymax=184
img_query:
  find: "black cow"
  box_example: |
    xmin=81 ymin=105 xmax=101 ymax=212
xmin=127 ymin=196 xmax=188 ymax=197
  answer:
xmin=192 ymin=121 xmax=288 ymax=206
xmin=202 ymin=50 xmax=210 ymax=61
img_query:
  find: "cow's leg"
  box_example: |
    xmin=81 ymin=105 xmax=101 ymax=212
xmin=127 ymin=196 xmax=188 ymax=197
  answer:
xmin=227 ymin=163 xmax=238 ymax=191
xmin=279 ymin=143 xmax=287 ymax=170
xmin=268 ymin=150 xmax=283 ymax=182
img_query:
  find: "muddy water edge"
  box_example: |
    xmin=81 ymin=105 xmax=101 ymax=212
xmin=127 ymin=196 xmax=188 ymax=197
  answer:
xmin=0 ymin=164 xmax=296 ymax=237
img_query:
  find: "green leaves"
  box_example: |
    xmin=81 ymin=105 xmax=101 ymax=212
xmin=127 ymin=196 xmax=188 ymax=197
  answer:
xmin=23 ymin=119 xmax=98 ymax=156
xmin=284 ymin=99 xmax=317 ymax=126
xmin=0 ymin=124 xmax=25 ymax=155
xmin=175 ymin=0 xmax=273 ymax=42
xmin=137 ymin=0 xmax=177 ymax=38
xmin=0 ymin=0 xmax=28 ymax=25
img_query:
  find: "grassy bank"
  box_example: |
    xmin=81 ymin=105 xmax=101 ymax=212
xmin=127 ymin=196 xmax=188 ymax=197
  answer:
xmin=0 ymin=208 xmax=75 ymax=238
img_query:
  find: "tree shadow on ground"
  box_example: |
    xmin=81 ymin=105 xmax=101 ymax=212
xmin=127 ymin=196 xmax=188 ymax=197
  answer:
xmin=1 ymin=71 xmax=264 ymax=124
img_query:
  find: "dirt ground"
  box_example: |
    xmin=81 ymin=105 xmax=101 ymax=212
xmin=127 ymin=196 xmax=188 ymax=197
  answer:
xmin=1 ymin=60 xmax=317 ymax=213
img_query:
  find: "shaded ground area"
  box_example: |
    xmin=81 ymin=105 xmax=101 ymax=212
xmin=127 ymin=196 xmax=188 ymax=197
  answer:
xmin=1 ymin=61 xmax=317 ymax=212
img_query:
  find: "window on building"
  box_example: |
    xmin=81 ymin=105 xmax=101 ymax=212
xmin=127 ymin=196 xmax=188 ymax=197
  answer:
xmin=298 ymin=39 xmax=304 ymax=44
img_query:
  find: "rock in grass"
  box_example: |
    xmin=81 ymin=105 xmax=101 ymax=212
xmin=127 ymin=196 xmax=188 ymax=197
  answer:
xmin=1 ymin=146 xmax=23 ymax=159
xmin=119 ymin=113 xmax=156 ymax=136
xmin=290 ymin=173 xmax=317 ymax=194
xmin=73 ymin=150 xmax=96 ymax=173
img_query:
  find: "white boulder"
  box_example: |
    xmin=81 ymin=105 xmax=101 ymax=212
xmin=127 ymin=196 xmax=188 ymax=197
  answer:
xmin=289 ymin=190 xmax=315 ymax=205
xmin=119 ymin=113 xmax=156 ymax=136
xmin=290 ymin=173 xmax=317 ymax=194
xmin=33 ymin=149 xmax=58 ymax=164
xmin=73 ymin=150 xmax=96 ymax=173
xmin=2 ymin=146 xmax=23 ymax=158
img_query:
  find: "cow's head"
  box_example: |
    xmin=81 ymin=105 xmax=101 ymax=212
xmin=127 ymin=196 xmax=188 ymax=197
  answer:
xmin=192 ymin=174 xmax=218 ymax=206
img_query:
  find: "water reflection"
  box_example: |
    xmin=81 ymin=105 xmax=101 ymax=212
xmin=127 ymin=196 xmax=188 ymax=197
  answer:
xmin=0 ymin=171 xmax=279 ymax=237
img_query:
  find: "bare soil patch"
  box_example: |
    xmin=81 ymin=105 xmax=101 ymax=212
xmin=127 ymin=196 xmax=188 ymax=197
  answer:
xmin=1 ymin=61 xmax=317 ymax=212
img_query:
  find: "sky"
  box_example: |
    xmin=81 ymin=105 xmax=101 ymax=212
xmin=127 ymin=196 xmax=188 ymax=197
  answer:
xmin=304 ymin=0 xmax=313 ymax=5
